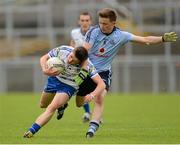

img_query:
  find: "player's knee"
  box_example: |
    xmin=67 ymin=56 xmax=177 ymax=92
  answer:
xmin=76 ymin=96 xmax=84 ymax=107
xmin=39 ymin=102 xmax=48 ymax=108
xmin=46 ymin=104 xmax=57 ymax=113
xmin=76 ymin=102 xmax=83 ymax=107
xmin=95 ymin=95 xmax=104 ymax=105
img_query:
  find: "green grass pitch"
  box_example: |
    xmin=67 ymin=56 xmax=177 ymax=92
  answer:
xmin=0 ymin=93 xmax=180 ymax=144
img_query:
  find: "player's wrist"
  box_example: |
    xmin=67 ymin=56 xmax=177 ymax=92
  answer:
xmin=89 ymin=93 xmax=95 ymax=99
xmin=81 ymin=68 xmax=88 ymax=73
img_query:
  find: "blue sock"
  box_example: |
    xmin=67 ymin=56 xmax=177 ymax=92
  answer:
xmin=83 ymin=103 xmax=90 ymax=113
xmin=29 ymin=123 xmax=41 ymax=134
xmin=87 ymin=121 xmax=99 ymax=134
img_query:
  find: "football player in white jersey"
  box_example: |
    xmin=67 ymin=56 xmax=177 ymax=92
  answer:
xmin=70 ymin=12 xmax=93 ymax=123
xmin=77 ymin=8 xmax=177 ymax=138
xmin=23 ymin=46 xmax=105 ymax=138
xmin=70 ymin=12 xmax=92 ymax=48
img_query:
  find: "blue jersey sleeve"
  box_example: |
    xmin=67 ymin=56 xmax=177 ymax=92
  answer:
xmin=121 ymin=31 xmax=134 ymax=41
xmin=87 ymin=59 xmax=98 ymax=78
xmin=85 ymin=26 xmax=98 ymax=46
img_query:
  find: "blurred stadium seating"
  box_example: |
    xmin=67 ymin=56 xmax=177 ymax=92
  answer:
xmin=0 ymin=0 xmax=179 ymax=93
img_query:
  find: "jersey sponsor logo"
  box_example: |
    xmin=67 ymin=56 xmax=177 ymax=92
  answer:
xmin=99 ymin=47 xmax=106 ymax=54
xmin=99 ymin=47 xmax=105 ymax=53
xmin=92 ymin=47 xmax=109 ymax=58
xmin=93 ymin=53 xmax=109 ymax=58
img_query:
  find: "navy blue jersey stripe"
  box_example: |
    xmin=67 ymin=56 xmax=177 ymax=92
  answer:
xmin=60 ymin=46 xmax=73 ymax=52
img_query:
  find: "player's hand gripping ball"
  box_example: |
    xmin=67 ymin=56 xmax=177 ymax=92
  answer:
xmin=46 ymin=57 xmax=65 ymax=73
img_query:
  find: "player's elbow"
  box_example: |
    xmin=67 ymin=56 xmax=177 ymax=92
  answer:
xmin=102 ymin=81 xmax=106 ymax=90
xmin=76 ymin=104 xmax=82 ymax=108
xmin=98 ymin=80 xmax=106 ymax=92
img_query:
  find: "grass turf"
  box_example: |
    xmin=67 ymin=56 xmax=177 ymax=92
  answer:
xmin=0 ymin=93 xmax=180 ymax=144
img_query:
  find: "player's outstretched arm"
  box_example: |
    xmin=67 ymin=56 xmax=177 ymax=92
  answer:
xmin=132 ymin=32 xmax=178 ymax=45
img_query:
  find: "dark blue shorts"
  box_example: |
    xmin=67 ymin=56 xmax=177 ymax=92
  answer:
xmin=77 ymin=70 xmax=112 ymax=96
xmin=44 ymin=76 xmax=76 ymax=98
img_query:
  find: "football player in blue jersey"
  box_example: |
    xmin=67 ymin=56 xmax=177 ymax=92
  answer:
xmin=23 ymin=46 xmax=105 ymax=138
xmin=76 ymin=8 xmax=178 ymax=138
xmin=70 ymin=12 xmax=93 ymax=123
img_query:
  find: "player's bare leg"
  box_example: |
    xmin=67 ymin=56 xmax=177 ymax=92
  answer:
xmin=76 ymin=96 xmax=91 ymax=122
xmin=39 ymin=92 xmax=55 ymax=108
xmin=86 ymin=90 xmax=106 ymax=138
xmin=23 ymin=93 xmax=69 ymax=138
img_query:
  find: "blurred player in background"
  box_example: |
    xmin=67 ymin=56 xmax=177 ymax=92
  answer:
xmin=23 ymin=45 xmax=105 ymax=138
xmin=78 ymin=8 xmax=178 ymax=138
xmin=70 ymin=12 xmax=93 ymax=123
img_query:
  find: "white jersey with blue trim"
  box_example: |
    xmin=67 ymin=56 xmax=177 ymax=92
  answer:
xmin=71 ymin=27 xmax=93 ymax=47
xmin=48 ymin=45 xmax=97 ymax=89
xmin=85 ymin=25 xmax=134 ymax=72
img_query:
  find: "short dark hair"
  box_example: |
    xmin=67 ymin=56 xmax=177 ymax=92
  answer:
xmin=98 ymin=8 xmax=117 ymax=22
xmin=74 ymin=46 xmax=88 ymax=64
xmin=79 ymin=12 xmax=92 ymax=19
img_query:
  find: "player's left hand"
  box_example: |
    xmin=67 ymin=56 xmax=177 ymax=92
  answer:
xmin=84 ymin=93 xmax=95 ymax=103
xmin=163 ymin=32 xmax=178 ymax=42
xmin=43 ymin=66 xmax=60 ymax=76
